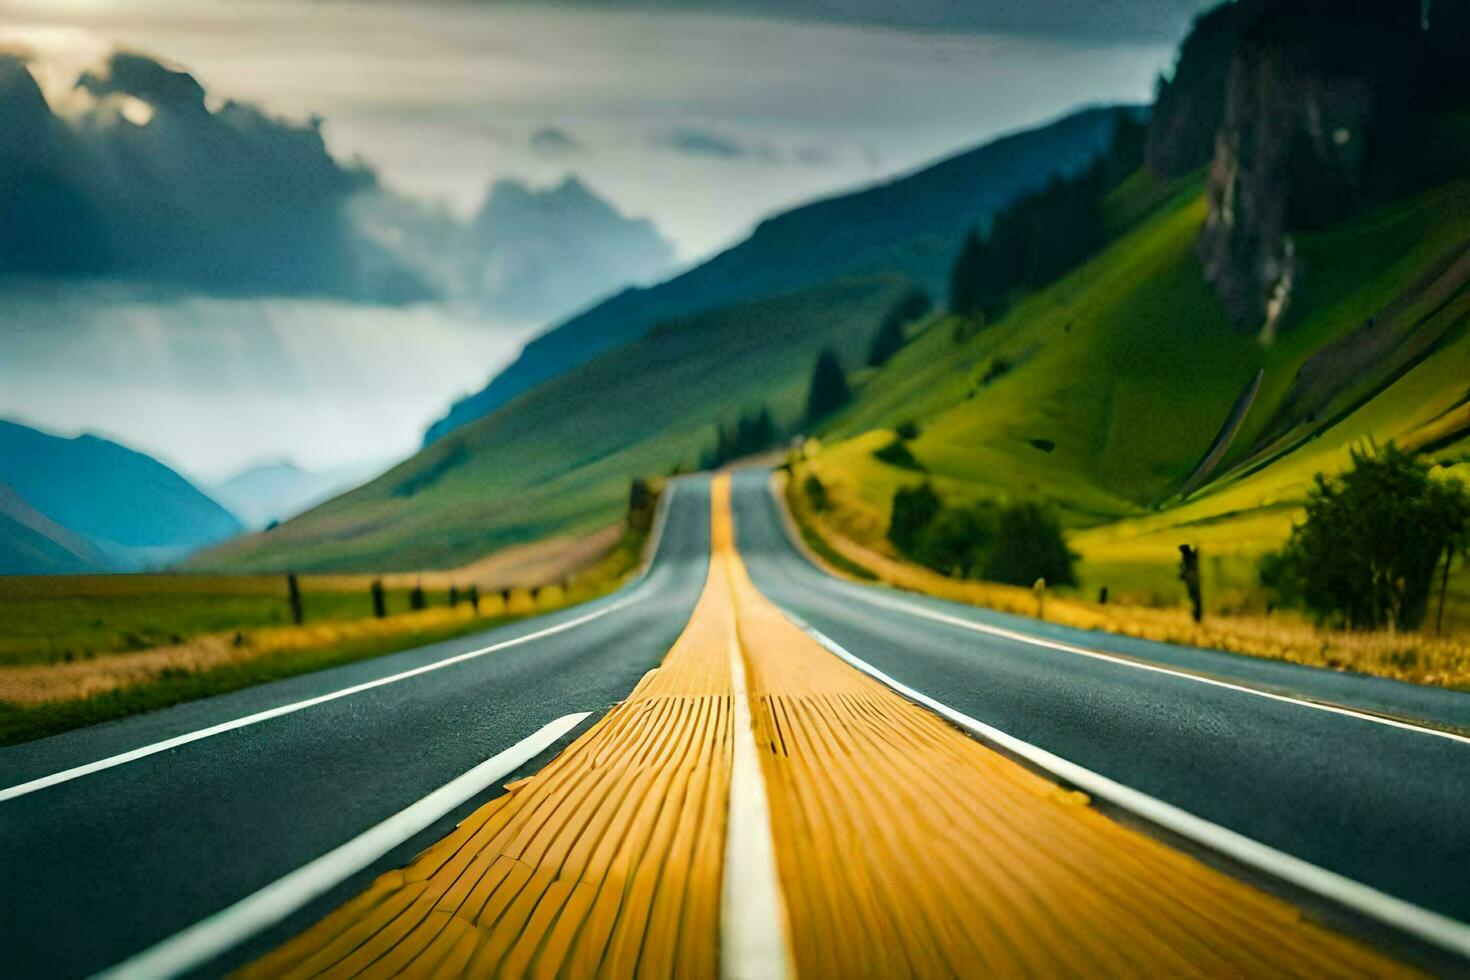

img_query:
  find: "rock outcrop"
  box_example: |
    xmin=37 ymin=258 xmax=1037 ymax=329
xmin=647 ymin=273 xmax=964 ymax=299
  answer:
xmin=1163 ymin=0 xmax=1470 ymax=333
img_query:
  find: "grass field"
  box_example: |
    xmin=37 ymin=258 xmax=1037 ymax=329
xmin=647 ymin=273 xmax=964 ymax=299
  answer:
xmin=0 ymin=574 xmax=459 ymax=667
xmin=781 ymin=472 xmax=1470 ymax=692
xmin=0 ymin=514 xmax=654 ymax=746
xmin=795 ymin=170 xmax=1470 ymax=637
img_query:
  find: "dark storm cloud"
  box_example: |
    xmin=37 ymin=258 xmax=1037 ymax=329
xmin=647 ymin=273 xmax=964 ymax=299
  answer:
xmin=0 ymin=50 xmax=431 ymax=302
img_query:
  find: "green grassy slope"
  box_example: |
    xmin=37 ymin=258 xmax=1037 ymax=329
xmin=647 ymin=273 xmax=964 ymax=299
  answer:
xmin=801 ymin=174 xmax=1470 ymax=609
xmin=197 ymin=274 xmax=917 ymax=571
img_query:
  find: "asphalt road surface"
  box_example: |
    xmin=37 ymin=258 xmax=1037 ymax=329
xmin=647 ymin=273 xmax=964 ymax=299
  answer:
xmin=728 ymin=468 xmax=1470 ymax=933
xmin=2 ymin=470 xmax=1468 ymax=976
xmin=0 ymin=481 xmax=710 ymax=978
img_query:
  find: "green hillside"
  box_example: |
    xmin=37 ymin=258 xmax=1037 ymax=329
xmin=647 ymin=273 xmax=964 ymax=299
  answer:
xmin=797 ymin=174 xmax=1470 ymax=608
xmin=198 ymin=274 xmax=917 ymax=571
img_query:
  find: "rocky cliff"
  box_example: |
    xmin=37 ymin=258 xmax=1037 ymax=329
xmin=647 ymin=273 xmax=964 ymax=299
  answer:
xmin=1154 ymin=0 xmax=1470 ymax=333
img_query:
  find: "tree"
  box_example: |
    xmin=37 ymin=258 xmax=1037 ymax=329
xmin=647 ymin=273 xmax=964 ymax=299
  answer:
xmin=982 ymin=502 xmax=1078 ymax=587
xmin=702 ymin=405 xmax=780 ymax=468
xmin=628 ymin=476 xmax=658 ymax=531
xmin=888 ymin=482 xmax=942 ymax=554
xmin=868 ymin=288 xmax=932 ymax=367
xmin=915 ymin=504 xmax=997 ymax=578
xmin=805 ymin=348 xmax=851 ymax=423
xmin=1260 ymin=444 xmax=1470 ymax=630
xmin=948 ymin=226 xmax=987 ymax=318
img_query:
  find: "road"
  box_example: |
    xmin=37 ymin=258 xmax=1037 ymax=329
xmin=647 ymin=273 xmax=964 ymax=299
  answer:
xmin=1 ymin=470 xmax=1467 ymax=975
xmin=729 ymin=469 xmax=1470 ymax=933
xmin=0 ymin=483 xmax=710 ymax=978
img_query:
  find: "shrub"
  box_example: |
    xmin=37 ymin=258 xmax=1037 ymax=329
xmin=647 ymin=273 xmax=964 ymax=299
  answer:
xmin=895 ymin=419 xmax=921 ymax=440
xmin=981 ymin=502 xmax=1078 ymax=587
xmin=915 ymin=504 xmax=997 ymax=578
xmin=888 ymin=482 xmax=942 ymax=554
xmin=1260 ymin=444 xmax=1470 ymax=630
xmin=873 ymin=438 xmax=924 ymax=471
xmin=803 ymin=474 xmax=829 ymax=512
xmin=628 ymin=476 xmax=658 ymax=531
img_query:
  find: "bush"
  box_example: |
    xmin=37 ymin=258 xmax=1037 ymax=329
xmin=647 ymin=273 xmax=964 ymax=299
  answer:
xmin=888 ymin=482 xmax=942 ymax=554
xmin=1260 ymin=444 xmax=1470 ymax=630
xmin=873 ymin=438 xmax=924 ymax=471
xmin=915 ymin=504 xmax=997 ymax=578
xmin=982 ymin=502 xmax=1078 ymax=587
xmin=803 ymin=473 xmax=829 ymax=512
xmin=895 ymin=419 xmax=921 ymax=440
xmin=885 ymin=486 xmax=1076 ymax=587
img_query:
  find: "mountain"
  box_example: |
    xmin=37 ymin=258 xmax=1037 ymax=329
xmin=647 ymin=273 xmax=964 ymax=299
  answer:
xmin=0 ymin=420 xmax=242 ymax=569
xmin=0 ymin=480 xmax=107 ymax=575
xmin=423 ymin=105 xmax=1133 ymax=443
xmin=469 ymin=176 xmax=675 ymax=322
xmin=209 ymin=461 xmax=381 ymax=530
xmin=194 ymin=272 xmax=919 ymax=571
xmin=769 ymin=0 xmax=1470 ymax=602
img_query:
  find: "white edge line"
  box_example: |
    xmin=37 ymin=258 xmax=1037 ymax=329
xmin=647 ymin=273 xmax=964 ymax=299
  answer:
xmin=830 ymin=584 xmax=1470 ymax=746
xmin=765 ymin=473 xmax=1469 ymax=747
xmin=1 ymin=483 xmax=683 ymax=804
xmin=721 ymin=621 xmax=792 ymax=980
xmin=785 ymin=610 xmax=1470 ymax=961
xmin=0 ymin=599 xmax=635 ymax=802
xmin=95 ymin=711 xmax=591 ymax=980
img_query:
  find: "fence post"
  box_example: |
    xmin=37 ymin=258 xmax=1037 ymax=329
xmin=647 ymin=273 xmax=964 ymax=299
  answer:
xmin=287 ymin=573 xmax=304 ymax=625
xmin=371 ymin=579 xmax=386 ymax=619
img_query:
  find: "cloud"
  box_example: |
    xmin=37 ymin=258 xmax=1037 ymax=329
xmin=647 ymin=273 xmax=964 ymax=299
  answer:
xmin=517 ymin=0 xmax=1215 ymax=43
xmin=649 ymin=126 xmax=847 ymax=169
xmin=655 ymin=126 xmax=753 ymax=159
xmin=529 ymin=125 xmax=581 ymax=157
xmin=0 ymin=49 xmax=431 ymax=302
xmin=467 ymin=175 xmax=676 ymax=320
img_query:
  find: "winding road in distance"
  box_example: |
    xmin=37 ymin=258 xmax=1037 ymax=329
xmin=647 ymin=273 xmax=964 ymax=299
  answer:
xmin=1 ymin=471 xmax=1467 ymax=976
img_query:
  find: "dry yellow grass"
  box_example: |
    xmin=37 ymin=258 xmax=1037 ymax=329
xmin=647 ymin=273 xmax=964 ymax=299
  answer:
xmin=1 ymin=514 xmax=654 ymax=708
xmin=778 ymin=472 xmax=1470 ymax=693
xmin=315 ymin=525 xmax=625 ymax=593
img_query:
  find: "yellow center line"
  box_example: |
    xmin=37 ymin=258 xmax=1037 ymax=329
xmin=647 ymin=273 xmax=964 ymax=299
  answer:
xmin=245 ymin=475 xmax=1413 ymax=978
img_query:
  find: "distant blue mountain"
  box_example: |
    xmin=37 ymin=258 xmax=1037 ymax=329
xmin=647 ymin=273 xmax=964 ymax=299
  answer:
xmin=0 ymin=420 xmax=242 ymax=571
xmin=425 ymin=105 xmax=1135 ymax=444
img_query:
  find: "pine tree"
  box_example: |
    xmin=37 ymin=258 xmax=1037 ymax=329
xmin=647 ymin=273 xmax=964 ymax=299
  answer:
xmin=805 ymin=348 xmax=851 ymax=423
xmin=948 ymin=226 xmax=986 ymax=318
xmin=868 ymin=288 xmax=932 ymax=367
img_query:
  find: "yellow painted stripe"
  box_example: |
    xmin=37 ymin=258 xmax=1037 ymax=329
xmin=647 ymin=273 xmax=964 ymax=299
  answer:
xmin=246 ymin=475 xmax=1413 ymax=978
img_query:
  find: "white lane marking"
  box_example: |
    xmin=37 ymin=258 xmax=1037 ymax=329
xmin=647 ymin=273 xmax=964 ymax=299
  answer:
xmin=0 ymin=597 xmax=642 ymax=804
xmin=787 ymin=612 xmax=1470 ymax=961
xmin=0 ymin=487 xmax=689 ymax=805
xmin=761 ymin=472 xmax=1469 ymax=745
xmin=721 ymin=620 xmax=792 ymax=980
xmin=96 ymin=712 xmax=591 ymax=979
xmin=820 ymin=582 xmax=1470 ymax=746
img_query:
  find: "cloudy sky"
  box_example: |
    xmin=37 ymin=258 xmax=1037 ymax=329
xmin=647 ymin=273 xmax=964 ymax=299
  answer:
xmin=0 ymin=0 xmax=1205 ymax=480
